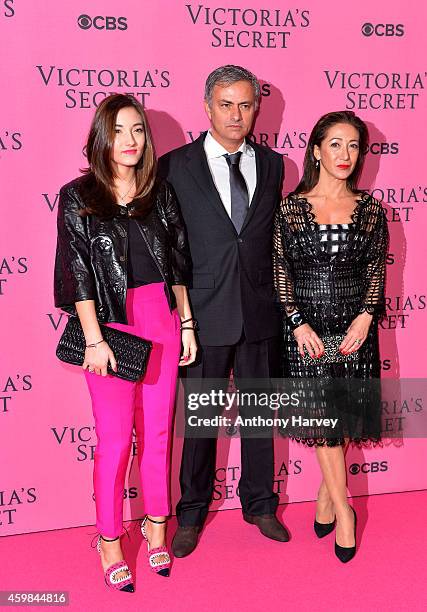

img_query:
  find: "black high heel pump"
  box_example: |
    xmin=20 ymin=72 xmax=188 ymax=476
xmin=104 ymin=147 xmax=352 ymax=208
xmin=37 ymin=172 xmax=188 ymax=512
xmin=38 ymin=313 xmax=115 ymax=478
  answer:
xmin=335 ymin=507 xmax=357 ymax=563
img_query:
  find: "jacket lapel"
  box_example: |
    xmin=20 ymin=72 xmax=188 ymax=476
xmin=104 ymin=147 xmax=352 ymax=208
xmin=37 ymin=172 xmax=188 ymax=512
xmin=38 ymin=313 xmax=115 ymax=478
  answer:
xmin=185 ymin=133 xmax=237 ymax=232
xmin=240 ymin=142 xmax=270 ymax=233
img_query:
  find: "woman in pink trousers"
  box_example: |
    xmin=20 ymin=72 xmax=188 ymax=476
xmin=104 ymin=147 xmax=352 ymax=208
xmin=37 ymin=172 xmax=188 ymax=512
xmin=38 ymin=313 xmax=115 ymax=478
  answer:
xmin=54 ymin=94 xmax=197 ymax=592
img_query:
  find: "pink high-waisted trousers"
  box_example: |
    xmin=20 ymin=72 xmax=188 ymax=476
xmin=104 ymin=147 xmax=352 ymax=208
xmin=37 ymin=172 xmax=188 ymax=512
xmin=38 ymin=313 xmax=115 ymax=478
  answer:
xmin=84 ymin=283 xmax=181 ymax=538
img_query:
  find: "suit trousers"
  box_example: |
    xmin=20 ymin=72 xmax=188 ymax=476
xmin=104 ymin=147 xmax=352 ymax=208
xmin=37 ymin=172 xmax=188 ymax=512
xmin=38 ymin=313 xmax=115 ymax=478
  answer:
xmin=176 ymin=333 xmax=280 ymax=526
xmin=84 ymin=283 xmax=181 ymax=538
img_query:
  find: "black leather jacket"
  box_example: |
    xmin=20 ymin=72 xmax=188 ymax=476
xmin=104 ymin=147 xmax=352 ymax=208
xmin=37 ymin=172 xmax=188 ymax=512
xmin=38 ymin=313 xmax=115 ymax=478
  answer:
xmin=54 ymin=175 xmax=191 ymax=323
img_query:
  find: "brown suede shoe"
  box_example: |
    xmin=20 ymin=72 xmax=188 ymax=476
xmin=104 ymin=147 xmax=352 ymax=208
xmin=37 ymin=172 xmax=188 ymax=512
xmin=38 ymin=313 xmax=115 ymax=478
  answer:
xmin=172 ymin=526 xmax=201 ymax=558
xmin=243 ymin=513 xmax=290 ymax=542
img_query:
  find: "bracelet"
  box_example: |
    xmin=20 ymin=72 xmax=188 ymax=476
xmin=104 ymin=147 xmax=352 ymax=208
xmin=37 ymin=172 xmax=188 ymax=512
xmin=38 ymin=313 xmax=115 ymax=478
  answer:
xmin=358 ymin=304 xmax=376 ymax=316
xmin=180 ymin=317 xmax=198 ymax=331
xmin=286 ymin=311 xmax=307 ymax=331
xmin=86 ymin=339 xmax=105 ymax=348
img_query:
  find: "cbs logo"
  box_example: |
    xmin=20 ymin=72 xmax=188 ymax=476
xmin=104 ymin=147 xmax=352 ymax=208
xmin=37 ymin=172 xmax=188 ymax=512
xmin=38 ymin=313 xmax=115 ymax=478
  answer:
xmin=77 ymin=14 xmax=128 ymax=31
xmin=349 ymin=461 xmax=388 ymax=475
xmin=92 ymin=487 xmax=137 ymax=502
xmin=365 ymin=142 xmax=399 ymax=155
xmin=362 ymin=23 xmax=404 ymax=37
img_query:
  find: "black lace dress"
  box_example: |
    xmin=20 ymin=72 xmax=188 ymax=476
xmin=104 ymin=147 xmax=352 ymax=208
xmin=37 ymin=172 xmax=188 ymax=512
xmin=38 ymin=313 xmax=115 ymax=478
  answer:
xmin=273 ymin=192 xmax=389 ymax=446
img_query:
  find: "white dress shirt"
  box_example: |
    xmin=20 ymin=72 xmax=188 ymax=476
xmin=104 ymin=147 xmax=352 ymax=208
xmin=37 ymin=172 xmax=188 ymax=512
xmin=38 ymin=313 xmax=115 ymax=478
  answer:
xmin=204 ymin=130 xmax=257 ymax=217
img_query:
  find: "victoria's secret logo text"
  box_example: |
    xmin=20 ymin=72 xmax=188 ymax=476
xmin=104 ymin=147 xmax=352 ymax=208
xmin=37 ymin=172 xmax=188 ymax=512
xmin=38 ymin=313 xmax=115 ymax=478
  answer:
xmin=324 ymin=71 xmax=426 ymax=110
xmin=35 ymin=65 xmax=171 ymax=109
xmin=0 ymin=488 xmax=37 ymax=527
xmin=381 ymin=395 xmax=423 ymax=434
xmin=370 ymin=185 xmax=427 ymax=223
xmin=212 ymin=460 xmax=302 ymax=501
xmin=51 ymin=425 xmax=138 ymax=461
xmin=2 ymin=0 xmax=14 ymax=18
xmin=381 ymin=294 xmax=426 ymax=330
xmin=1 ymin=374 xmax=32 ymax=414
xmin=0 ymin=129 xmax=22 ymax=151
xmin=186 ymin=4 xmax=310 ymax=48
xmin=0 ymin=257 xmax=28 ymax=296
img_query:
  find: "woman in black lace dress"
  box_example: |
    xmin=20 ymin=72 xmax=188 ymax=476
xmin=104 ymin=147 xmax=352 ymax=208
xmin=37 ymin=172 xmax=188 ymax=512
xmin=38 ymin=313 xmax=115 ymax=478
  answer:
xmin=273 ymin=111 xmax=388 ymax=562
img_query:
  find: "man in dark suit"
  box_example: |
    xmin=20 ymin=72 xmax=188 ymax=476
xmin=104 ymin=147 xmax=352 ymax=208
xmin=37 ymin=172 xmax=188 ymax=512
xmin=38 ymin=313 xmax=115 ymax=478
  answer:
xmin=158 ymin=65 xmax=289 ymax=557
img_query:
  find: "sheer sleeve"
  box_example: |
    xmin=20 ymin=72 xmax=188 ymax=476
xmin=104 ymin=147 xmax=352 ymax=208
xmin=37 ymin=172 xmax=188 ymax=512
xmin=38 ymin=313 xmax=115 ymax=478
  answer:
xmin=360 ymin=198 xmax=389 ymax=318
xmin=273 ymin=197 xmax=300 ymax=315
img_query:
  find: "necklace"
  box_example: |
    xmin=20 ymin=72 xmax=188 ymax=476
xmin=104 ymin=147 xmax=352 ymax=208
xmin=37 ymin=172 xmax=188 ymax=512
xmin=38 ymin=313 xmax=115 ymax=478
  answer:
xmin=116 ymin=178 xmax=136 ymax=206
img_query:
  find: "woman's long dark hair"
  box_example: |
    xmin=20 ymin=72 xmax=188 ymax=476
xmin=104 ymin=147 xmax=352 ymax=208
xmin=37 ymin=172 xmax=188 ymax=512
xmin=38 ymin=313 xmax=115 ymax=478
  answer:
xmin=295 ymin=110 xmax=369 ymax=195
xmin=81 ymin=94 xmax=157 ymax=217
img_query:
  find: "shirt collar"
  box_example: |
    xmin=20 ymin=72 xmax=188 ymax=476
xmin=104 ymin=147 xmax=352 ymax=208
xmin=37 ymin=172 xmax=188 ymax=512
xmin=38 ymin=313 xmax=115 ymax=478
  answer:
xmin=204 ymin=130 xmax=254 ymax=160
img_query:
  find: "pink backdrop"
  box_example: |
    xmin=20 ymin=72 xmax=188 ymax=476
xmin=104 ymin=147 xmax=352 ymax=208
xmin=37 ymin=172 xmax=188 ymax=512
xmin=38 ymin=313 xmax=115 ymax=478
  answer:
xmin=1 ymin=0 xmax=426 ymax=535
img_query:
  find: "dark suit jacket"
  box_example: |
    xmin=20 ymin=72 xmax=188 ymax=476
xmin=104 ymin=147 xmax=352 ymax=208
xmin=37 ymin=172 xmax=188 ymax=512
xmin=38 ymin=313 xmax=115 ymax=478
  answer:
xmin=158 ymin=132 xmax=283 ymax=346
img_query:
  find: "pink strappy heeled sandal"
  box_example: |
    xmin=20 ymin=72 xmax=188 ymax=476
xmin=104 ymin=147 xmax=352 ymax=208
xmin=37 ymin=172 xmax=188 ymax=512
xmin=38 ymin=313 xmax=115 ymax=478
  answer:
xmin=96 ymin=535 xmax=135 ymax=592
xmin=141 ymin=516 xmax=171 ymax=577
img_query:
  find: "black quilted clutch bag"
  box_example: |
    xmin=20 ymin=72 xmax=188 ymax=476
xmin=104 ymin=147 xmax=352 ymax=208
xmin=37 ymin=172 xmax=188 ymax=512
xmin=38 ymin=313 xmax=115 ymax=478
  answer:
xmin=56 ymin=316 xmax=152 ymax=382
xmin=301 ymin=334 xmax=360 ymax=365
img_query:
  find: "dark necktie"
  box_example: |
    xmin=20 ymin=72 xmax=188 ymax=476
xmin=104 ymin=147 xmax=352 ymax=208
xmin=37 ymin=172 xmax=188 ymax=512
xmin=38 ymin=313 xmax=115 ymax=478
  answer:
xmin=224 ymin=152 xmax=249 ymax=233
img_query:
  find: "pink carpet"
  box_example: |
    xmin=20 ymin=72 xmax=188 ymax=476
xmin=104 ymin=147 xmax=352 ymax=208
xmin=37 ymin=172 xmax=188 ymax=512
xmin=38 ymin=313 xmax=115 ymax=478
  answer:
xmin=1 ymin=490 xmax=426 ymax=611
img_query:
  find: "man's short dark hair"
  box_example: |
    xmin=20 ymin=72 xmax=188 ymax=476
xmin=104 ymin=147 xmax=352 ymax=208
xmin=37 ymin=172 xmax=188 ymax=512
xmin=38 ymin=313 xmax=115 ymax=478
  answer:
xmin=204 ymin=65 xmax=261 ymax=109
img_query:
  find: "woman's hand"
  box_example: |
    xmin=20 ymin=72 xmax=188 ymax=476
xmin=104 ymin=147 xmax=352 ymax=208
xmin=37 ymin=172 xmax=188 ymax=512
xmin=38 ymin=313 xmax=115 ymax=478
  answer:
xmin=83 ymin=341 xmax=117 ymax=376
xmin=172 ymin=286 xmax=198 ymax=366
xmin=293 ymin=323 xmax=324 ymax=358
xmin=179 ymin=329 xmax=197 ymax=366
xmin=339 ymin=312 xmax=373 ymax=354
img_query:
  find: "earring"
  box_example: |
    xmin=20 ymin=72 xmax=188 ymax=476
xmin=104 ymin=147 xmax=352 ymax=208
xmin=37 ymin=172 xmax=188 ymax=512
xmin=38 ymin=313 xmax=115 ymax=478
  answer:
xmin=315 ymin=159 xmax=320 ymax=170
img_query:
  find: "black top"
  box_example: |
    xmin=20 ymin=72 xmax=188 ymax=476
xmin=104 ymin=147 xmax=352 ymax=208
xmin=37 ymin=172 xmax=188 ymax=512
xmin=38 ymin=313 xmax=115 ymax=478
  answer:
xmin=127 ymin=215 xmax=163 ymax=288
xmin=316 ymin=222 xmax=353 ymax=255
xmin=273 ymin=193 xmax=388 ymax=319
